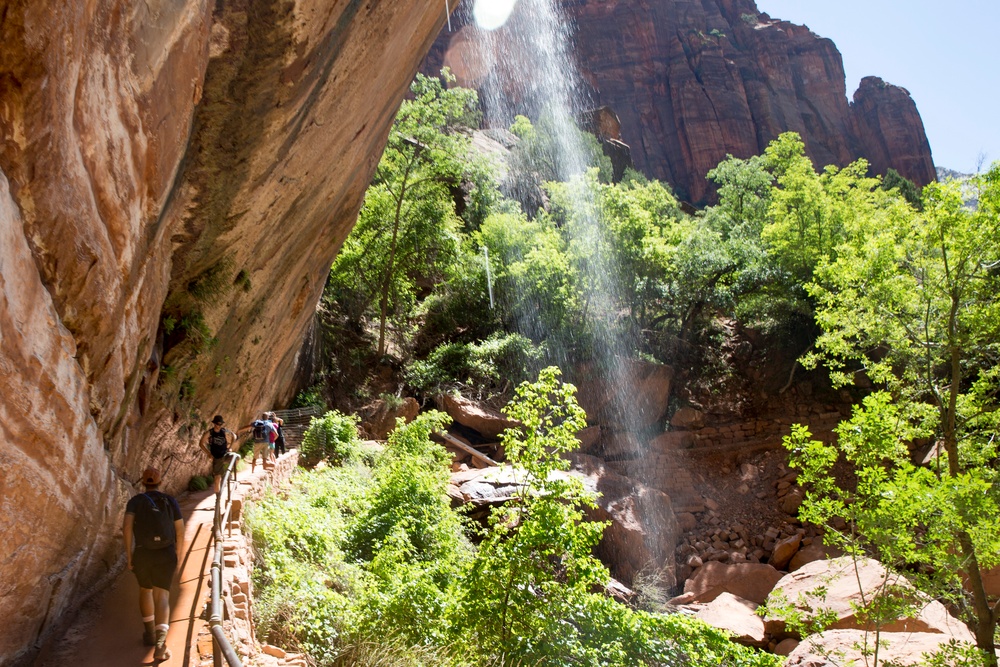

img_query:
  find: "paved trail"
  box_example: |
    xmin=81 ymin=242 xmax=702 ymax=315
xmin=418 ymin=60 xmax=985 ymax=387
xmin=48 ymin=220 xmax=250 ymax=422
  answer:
xmin=33 ymin=464 xmax=276 ymax=667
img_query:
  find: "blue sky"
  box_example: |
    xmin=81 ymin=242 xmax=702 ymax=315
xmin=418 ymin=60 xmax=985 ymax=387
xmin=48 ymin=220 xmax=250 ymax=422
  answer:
xmin=755 ymin=0 xmax=998 ymax=174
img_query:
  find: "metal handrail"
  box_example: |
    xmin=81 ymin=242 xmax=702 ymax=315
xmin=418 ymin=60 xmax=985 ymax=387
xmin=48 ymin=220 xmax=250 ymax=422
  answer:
xmin=210 ymin=452 xmax=243 ymax=667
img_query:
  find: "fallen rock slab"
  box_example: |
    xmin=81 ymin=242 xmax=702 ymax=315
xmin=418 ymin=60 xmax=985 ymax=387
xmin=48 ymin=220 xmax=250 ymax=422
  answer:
xmin=681 ymin=561 xmax=784 ymax=605
xmin=570 ymin=453 xmax=678 ymax=588
xmin=678 ymin=592 xmax=766 ymax=648
xmin=362 ymin=396 xmax=419 ymax=439
xmin=575 ymin=359 xmax=674 ymax=429
xmin=438 ymin=394 xmax=519 ymax=439
xmin=765 ymin=557 xmax=975 ymax=642
xmin=785 ymin=629 xmax=976 ymax=667
xmin=788 ymin=541 xmax=839 ymax=572
xmin=768 ymin=533 xmax=801 ymax=570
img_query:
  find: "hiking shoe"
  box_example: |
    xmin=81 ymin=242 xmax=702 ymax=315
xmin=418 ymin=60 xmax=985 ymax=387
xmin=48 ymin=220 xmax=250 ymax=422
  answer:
xmin=154 ymin=629 xmax=170 ymax=661
xmin=142 ymin=630 xmax=156 ymax=646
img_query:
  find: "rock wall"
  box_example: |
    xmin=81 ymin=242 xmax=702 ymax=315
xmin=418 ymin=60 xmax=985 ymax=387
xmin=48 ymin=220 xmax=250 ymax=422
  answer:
xmin=0 ymin=0 xmax=449 ymax=662
xmin=423 ymin=0 xmax=935 ymax=203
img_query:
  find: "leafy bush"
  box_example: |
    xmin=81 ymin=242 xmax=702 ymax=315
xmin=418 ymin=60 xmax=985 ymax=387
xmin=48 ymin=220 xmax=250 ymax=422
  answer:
xmin=248 ymin=468 xmax=369 ymax=663
xmin=188 ymin=475 xmax=211 ymax=491
xmin=292 ymin=384 xmax=327 ymax=409
xmin=405 ymin=332 xmax=542 ymax=396
xmin=344 ymin=411 xmax=463 ymax=564
xmin=249 ymin=372 xmax=784 ymax=667
xmin=300 ymin=411 xmax=363 ymax=466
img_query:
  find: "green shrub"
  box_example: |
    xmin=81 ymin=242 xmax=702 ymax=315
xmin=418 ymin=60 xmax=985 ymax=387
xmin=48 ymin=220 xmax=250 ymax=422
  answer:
xmin=188 ymin=475 xmax=211 ymax=491
xmin=292 ymin=383 xmax=327 ymax=409
xmin=248 ymin=375 xmax=782 ymax=667
xmin=405 ymin=332 xmax=542 ymax=395
xmin=300 ymin=411 xmax=362 ymax=466
xmin=344 ymin=411 xmax=463 ymax=565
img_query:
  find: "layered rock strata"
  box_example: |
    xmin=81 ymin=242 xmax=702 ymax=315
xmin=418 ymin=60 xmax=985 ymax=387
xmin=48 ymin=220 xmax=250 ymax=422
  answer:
xmin=423 ymin=0 xmax=935 ymax=203
xmin=0 ymin=0 xmax=449 ymax=662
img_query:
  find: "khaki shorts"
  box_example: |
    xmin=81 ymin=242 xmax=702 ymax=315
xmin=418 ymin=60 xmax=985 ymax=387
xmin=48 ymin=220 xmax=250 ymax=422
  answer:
xmin=212 ymin=455 xmax=231 ymax=476
xmin=252 ymin=442 xmax=268 ymax=461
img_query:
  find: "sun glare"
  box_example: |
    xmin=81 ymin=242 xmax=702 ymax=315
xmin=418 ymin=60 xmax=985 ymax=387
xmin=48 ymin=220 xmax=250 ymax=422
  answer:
xmin=473 ymin=0 xmax=518 ymax=31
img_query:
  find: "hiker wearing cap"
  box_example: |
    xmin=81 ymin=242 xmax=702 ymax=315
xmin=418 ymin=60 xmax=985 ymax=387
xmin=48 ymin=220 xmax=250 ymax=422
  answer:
xmin=199 ymin=415 xmax=237 ymax=493
xmin=122 ymin=467 xmax=184 ymax=661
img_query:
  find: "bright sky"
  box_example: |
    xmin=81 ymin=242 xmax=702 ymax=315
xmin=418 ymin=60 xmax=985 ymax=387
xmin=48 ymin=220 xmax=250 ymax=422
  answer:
xmin=755 ymin=0 xmax=999 ymax=174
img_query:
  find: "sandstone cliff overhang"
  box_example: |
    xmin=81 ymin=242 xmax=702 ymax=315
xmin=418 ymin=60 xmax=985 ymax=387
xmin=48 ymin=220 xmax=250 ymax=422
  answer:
xmin=0 ymin=0 xmax=451 ymax=662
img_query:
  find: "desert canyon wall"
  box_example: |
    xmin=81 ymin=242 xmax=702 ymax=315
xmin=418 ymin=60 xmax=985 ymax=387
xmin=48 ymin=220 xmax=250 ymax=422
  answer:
xmin=424 ymin=0 xmax=936 ymax=203
xmin=0 ymin=0 xmax=449 ymax=662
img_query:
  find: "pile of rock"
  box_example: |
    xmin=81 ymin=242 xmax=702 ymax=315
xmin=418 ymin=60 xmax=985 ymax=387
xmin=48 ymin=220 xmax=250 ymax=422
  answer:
xmin=675 ymin=513 xmax=827 ymax=582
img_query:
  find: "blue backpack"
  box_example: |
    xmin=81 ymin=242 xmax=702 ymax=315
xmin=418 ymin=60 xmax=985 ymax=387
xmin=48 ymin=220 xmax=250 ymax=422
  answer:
xmin=252 ymin=420 xmax=273 ymax=443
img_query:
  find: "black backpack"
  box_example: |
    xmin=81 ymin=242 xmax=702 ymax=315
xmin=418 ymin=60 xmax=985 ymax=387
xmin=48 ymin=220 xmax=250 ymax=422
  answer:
xmin=134 ymin=493 xmax=176 ymax=550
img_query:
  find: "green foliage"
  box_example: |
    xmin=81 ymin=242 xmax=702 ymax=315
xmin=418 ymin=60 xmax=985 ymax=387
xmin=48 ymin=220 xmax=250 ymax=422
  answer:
xmin=451 ymin=367 xmax=608 ymax=663
xmin=446 ymin=368 xmax=779 ymax=667
xmin=786 ymin=163 xmax=1000 ymax=664
xmin=882 ymin=168 xmax=922 ymax=209
xmin=506 ymin=114 xmax=613 ymax=187
xmin=248 ymin=468 xmax=369 ymax=663
xmin=405 ymin=332 xmax=543 ymax=396
xmin=346 ymin=412 xmax=469 ymax=645
xmin=188 ymin=475 xmax=212 ymax=491
xmin=300 ymin=411 xmax=363 ymax=466
xmin=292 ymin=384 xmax=327 ymax=409
xmin=234 ymin=268 xmax=252 ymax=292
xmin=920 ymin=640 xmax=990 ymax=667
xmin=187 ymin=258 xmax=236 ymax=303
xmin=249 ymin=370 xmax=781 ymax=667
xmin=344 ymin=411 xmax=460 ymax=564
xmin=327 ymin=70 xmax=481 ymax=357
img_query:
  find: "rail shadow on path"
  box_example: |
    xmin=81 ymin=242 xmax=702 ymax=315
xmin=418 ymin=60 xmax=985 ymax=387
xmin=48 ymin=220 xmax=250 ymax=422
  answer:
xmin=33 ymin=462 xmax=279 ymax=667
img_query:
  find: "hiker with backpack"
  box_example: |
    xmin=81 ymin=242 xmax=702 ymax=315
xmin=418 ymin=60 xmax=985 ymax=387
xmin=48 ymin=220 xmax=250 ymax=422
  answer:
xmin=122 ymin=467 xmax=184 ymax=661
xmin=238 ymin=413 xmax=277 ymax=473
xmin=199 ymin=414 xmax=237 ymax=494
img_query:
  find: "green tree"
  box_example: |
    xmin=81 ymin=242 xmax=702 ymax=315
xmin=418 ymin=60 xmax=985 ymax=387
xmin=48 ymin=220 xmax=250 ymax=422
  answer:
xmin=882 ymin=167 xmax=922 ymax=209
xmin=328 ymin=71 xmax=480 ymax=356
xmin=707 ymin=152 xmax=773 ymax=235
xmin=789 ymin=165 xmax=1000 ymax=665
xmin=452 ymin=367 xmax=609 ymax=663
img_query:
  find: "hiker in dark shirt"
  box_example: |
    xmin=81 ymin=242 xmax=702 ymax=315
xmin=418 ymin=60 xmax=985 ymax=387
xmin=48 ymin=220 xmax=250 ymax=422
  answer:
xmin=273 ymin=416 xmax=287 ymax=457
xmin=122 ymin=467 xmax=184 ymax=661
xmin=199 ymin=414 xmax=237 ymax=493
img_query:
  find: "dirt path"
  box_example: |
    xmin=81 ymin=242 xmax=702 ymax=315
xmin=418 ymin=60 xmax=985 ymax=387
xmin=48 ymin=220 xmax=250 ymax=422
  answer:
xmin=33 ymin=463 xmax=279 ymax=667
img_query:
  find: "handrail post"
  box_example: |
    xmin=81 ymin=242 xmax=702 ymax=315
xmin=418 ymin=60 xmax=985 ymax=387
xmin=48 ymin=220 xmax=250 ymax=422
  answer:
xmin=208 ymin=452 xmax=243 ymax=667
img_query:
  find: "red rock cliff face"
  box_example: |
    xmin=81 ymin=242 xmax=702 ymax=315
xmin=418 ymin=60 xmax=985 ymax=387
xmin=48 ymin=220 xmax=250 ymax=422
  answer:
xmin=0 ymin=0 xmax=448 ymax=662
xmin=850 ymin=76 xmax=936 ymax=187
xmin=424 ymin=0 xmax=935 ymax=203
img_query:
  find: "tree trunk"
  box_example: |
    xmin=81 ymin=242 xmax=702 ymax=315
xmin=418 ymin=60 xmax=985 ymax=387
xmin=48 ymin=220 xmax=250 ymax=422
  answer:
xmin=377 ymin=149 xmax=418 ymax=356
